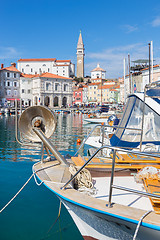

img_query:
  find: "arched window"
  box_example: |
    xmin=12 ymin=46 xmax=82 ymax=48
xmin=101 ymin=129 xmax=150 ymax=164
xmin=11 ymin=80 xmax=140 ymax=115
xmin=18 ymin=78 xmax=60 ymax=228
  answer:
xmin=44 ymin=96 xmax=50 ymax=107
xmin=54 ymin=96 xmax=58 ymax=107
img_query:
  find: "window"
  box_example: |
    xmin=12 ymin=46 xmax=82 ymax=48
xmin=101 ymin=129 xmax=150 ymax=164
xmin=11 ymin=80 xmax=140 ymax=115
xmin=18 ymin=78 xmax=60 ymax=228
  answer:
xmin=43 ymin=64 xmax=46 ymax=66
xmin=75 ymin=92 xmax=77 ymax=96
xmin=14 ymin=82 xmax=17 ymax=87
xmin=28 ymin=89 xmax=31 ymax=94
xmin=7 ymin=72 xmax=10 ymax=77
xmin=22 ymin=89 xmax=25 ymax=93
xmin=55 ymin=83 xmax=59 ymax=91
xmin=7 ymin=90 xmax=11 ymax=95
xmin=14 ymin=73 xmax=16 ymax=78
xmin=7 ymin=81 xmax=10 ymax=87
xmin=22 ymin=69 xmax=24 ymax=73
xmin=26 ymin=64 xmax=29 ymax=67
xmin=64 ymin=84 xmax=67 ymax=91
xmin=39 ymin=68 xmax=41 ymax=72
xmin=79 ymin=93 xmax=81 ymax=96
xmin=48 ymin=68 xmax=49 ymax=72
xmin=46 ymin=83 xmax=50 ymax=91
xmin=14 ymin=90 xmax=17 ymax=96
xmin=31 ymin=68 xmax=33 ymax=72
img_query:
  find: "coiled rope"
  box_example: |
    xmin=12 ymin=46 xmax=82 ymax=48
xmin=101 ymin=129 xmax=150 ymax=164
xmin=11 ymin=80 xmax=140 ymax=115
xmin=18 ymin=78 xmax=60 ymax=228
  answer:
xmin=133 ymin=210 xmax=152 ymax=240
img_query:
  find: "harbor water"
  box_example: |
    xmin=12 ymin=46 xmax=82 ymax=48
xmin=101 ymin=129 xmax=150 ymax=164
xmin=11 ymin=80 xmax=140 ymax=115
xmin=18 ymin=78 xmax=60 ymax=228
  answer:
xmin=0 ymin=113 xmax=92 ymax=240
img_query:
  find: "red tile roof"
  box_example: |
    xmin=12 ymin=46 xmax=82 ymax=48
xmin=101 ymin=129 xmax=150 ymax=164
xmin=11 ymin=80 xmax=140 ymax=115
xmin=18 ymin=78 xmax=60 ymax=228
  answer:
xmin=18 ymin=58 xmax=56 ymax=62
xmin=34 ymin=72 xmax=72 ymax=79
xmin=88 ymin=82 xmax=100 ymax=86
xmin=56 ymin=60 xmax=71 ymax=62
xmin=20 ymin=73 xmax=36 ymax=78
xmin=110 ymin=89 xmax=118 ymax=91
xmin=0 ymin=66 xmax=21 ymax=72
xmin=55 ymin=64 xmax=69 ymax=67
xmin=141 ymin=64 xmax=159 ymax=71
xmin=91 ymin=67 xmax=106 ymax=72
xmin=98 ymin=84 xmax=115 ymax=89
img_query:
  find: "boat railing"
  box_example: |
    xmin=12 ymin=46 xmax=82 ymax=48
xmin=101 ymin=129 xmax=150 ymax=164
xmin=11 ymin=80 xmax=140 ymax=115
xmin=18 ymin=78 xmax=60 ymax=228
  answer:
xmin=74 ymin=123 xmax=142 ymax=157
xmin=62 ymin=145 xmax=160 ymax=207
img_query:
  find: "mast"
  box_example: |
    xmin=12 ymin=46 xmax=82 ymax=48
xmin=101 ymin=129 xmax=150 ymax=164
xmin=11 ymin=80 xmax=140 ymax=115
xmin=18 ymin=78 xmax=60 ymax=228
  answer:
xmin=148 ymin=43 xmax=151 ymax=84
xmin=128 ymin=53 xmax=131 ymax=94
xmin=124 ymin=58 xmax=126 ymax=103
xmin=151 ymin=41 xmax=153 ymax=82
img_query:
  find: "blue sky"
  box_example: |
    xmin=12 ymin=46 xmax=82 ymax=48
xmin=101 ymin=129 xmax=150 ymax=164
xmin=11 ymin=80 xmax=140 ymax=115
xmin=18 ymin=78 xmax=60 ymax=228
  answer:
xmin=1 ymin=0 xmax=160 ymax=78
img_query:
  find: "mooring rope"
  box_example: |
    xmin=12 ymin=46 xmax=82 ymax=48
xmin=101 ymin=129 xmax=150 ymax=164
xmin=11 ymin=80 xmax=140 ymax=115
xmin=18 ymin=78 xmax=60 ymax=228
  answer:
xmin=0 ymin=173 xmax=35 ymax=213
xmin=133 ymin=210 xmax=152 ymax=240
xmin=47 ymin=201 xmax=62 ymax=234
xmin=0 ymin=162 xmax=59 ymax=213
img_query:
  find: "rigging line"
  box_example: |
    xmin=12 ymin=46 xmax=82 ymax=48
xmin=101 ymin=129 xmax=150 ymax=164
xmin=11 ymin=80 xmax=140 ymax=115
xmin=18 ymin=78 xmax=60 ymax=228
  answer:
xmin=0 ymin=162 xmax=58 ymax=213
xmin=0 ymin=173 xmax=34 ymax=213
xmin=40 ymin=201 xmax=62 ymax=240
xmin=47 ymin=201 xmax=62 ymax=234
xmin=133 ymin=210 xmax=152 ymax=240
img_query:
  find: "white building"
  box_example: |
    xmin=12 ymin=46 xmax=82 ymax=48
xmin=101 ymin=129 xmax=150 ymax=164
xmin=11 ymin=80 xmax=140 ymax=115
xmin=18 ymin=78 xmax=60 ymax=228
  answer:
xmin=0 ymin=63 xmax=21 ymax=106
xmin=17 ymin=58 xmax=75 ymax=78
xmin=32 ymin=72 xmax=73 ymax=107
xmin=82 ymin=86 xmax=88 ymax=104
xmin=91 ymin=64 xmax=106 ymax=83
xmin=20 ymin=74 xmax=33 ymax=106
xmin=141 ymin=65 xmax=160 ymax=91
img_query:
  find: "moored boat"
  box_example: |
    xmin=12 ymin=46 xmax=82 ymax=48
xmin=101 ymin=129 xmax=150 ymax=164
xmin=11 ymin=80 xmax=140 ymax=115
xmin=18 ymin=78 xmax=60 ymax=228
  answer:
xmin=14 ymin=81 xmax=160 ymax=240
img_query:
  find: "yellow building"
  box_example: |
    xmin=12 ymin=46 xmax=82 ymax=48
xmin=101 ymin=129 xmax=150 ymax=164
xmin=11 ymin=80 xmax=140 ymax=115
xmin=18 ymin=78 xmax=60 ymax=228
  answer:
xmin=88 ymin=83 xmax=100 ymax=104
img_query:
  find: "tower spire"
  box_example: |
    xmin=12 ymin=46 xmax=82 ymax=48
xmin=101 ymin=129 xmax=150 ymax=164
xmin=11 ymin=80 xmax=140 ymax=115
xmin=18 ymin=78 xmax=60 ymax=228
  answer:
xmin=76 ymin=31 xmax=85 ymax=78
xmin=77 ymin=30 xmax=84 ymax=47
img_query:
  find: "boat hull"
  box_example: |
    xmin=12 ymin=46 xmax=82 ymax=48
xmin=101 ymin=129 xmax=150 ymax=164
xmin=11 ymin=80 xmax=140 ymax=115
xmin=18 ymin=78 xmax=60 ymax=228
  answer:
xmin=62 ymin=199 xmax=160 ymax=240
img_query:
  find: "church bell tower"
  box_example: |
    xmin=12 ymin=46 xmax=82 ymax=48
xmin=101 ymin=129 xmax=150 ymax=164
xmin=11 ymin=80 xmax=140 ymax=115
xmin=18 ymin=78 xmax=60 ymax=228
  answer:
xmin=76 ymin=31 xmax=85 ymax=78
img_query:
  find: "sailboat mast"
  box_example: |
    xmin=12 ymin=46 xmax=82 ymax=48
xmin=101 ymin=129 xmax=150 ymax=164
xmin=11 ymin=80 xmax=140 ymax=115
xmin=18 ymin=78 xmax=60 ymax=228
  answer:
xmin=124 ymin=58 xmax=126 ymax=103
xmin=148 ymin=43 xmax=151 ymax=84
xmin=151 ymin=41 xmax=153 ymax=82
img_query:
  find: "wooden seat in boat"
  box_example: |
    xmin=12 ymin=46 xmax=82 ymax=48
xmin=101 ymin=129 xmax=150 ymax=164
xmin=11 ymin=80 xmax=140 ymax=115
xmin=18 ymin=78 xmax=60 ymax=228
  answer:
xmin=143 ymin=178 xmax=160 ymax=214
xmin=71 ymin=154 xmax=160 ymax=170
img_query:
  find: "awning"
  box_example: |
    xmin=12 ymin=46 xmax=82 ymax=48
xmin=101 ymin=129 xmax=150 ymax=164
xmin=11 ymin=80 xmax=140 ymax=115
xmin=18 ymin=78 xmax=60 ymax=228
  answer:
xmin=6 ymin=98 xmax=20 ymax=101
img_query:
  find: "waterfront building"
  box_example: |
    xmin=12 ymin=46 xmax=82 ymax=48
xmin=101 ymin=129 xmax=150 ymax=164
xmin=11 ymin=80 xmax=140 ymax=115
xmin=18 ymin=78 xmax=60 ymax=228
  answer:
xmin=97 ymin=84 xmax=115 ymax=104
xmin=0 ymin=63 xmax=21 ymax=106
xmin=141 ymin=64 xmax=160 ymax=91
xmin=91 ymin=64 xmax=106 ymax=83
xmin=109 ymin=85 xmax=120 ymax=103
xmin=118 ymin=77 xmax=125 ymax=103
xmin=73 ymin=88 xmax=83 ymax=105
xmin=20 ymin=74 xmax=34 ymax=106
xmin=17 ymin=58 xmax=75 ymax=78
xmin=82 ymin=85 xmax=88 ymax=104
xmin=88 ymin=83 xmax=100 ymax=104
xmin=32 ymin=72 xmax=72 ymax=107
xmin=76 ymin=31 xmax=85 ymax=78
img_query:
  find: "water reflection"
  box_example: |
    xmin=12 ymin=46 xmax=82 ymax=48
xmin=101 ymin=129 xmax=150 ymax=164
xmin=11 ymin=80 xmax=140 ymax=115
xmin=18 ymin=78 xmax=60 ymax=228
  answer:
xmin=0 ymin=113 xmax=93 ymax=162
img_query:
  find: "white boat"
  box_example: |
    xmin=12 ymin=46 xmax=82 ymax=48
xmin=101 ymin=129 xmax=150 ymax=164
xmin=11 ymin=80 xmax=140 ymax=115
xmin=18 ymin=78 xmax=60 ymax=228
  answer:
xmin=85 ymin=89 xmax=160 ymax=153
xmin=16 ymin=81 xmax=160 ymax=240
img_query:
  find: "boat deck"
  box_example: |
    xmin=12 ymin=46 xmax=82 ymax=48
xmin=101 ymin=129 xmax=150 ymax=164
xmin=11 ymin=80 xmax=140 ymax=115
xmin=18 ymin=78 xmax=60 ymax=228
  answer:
xmin=33 ymin=159 xmax=160 ymax=229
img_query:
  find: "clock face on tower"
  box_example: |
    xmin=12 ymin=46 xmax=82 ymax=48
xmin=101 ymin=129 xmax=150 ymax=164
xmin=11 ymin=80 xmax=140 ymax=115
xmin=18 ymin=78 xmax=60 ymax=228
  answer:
xmin=78 ymin=60 xmax=82 ymax=63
